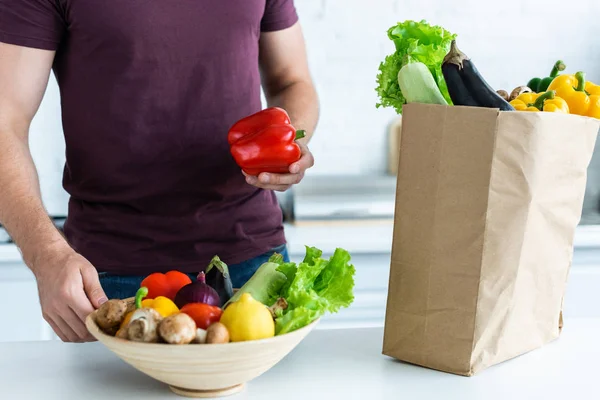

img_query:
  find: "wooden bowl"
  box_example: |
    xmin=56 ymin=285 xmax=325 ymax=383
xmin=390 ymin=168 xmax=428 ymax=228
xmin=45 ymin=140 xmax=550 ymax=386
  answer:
xmin=86 ymin=307 xmax=319 ymax=398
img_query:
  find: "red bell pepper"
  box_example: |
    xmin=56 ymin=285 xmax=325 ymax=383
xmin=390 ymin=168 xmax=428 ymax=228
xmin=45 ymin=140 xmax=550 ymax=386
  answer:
xmin=180 ymin=303 xmax=223 ymax=330
xmin=228 ymin=107 xmax=306 ymax=176
xmin=140 ymin=271 xmax=192 ymax=301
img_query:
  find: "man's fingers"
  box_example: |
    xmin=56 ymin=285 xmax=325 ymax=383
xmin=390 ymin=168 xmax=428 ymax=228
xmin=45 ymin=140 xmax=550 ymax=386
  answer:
xmin=69 ymin=289 xmax=98 ymax=341
xmin=289 ymin=146 xmax=315 ymax=174
xmin=68 ymin=306 xmax=94 ymax=341
xmin=243 ymin=145 xmax=312 ymax=190
xmin=71 ymin=285 xmax=96 ymax=322
xmin=80 ymin=266 xmax=108 ymax=309
xmin=245 ymin=174 xmax=292 ymax=192
xmin=63 ymin=308 xmax=88 ymax=340
xmin=44 ymin=314 xmax=68 ymax=342
xmin=53 ymin=314 xmax=81 ymax=342
xmin=256 ymin=171 xmax=304 ymax=186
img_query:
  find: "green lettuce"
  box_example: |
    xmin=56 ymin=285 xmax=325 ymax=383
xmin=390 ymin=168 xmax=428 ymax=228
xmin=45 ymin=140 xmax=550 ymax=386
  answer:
xmin=272 ymin=246 xmax=356 ymax=335
xmin=375 ymin=19 xmax=457 ymax=114
xmin=275 ymin=306 xmax=321 ymax=336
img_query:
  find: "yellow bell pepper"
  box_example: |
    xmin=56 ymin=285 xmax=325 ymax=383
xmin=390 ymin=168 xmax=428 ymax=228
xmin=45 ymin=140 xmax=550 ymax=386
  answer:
xmin=586 ymin=81 xmax=600 ymax=96
xmin=509 ymin=90 xmax=569 ymax=113
xmin=115 ymin=287 xmax=179 ymax=336
xmin=547 ymin=72 xmax=600 ymax=119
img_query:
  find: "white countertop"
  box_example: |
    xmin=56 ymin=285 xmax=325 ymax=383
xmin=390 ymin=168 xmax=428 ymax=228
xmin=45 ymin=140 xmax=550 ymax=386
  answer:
xmin=1 ymin=318 xmax=599 ymax=400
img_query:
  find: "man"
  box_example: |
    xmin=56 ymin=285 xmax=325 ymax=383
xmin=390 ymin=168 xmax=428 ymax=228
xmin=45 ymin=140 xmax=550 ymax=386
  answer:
xmin=0 ymin=0 xmax=319 ymax=343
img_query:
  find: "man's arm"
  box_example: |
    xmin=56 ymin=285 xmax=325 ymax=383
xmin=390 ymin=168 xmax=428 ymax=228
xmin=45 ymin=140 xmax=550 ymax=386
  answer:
xmin=0 ymin=43 xmax=66 ymax=265
xmin=0 ymin=42 xmax=107 ymax=342
xmin=259 ymin=22 xmax=319 ymax=144
xmin=247 ymin=22 xmax=319 ymax=191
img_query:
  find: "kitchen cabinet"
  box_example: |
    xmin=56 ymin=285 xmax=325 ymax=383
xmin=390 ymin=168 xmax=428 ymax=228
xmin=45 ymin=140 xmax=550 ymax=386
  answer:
xmin=0 ymin=256 xmax=56 ymax=342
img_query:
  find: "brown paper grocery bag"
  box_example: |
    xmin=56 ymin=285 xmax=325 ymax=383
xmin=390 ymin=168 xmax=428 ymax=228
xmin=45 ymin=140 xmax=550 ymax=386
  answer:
xmin=382 ymin=103 xmax=599 ymax=376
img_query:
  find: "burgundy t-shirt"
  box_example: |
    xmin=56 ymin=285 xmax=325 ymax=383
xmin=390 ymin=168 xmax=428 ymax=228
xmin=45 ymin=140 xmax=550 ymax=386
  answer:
xmin=0 ymin=0 xmax=298 ymax=274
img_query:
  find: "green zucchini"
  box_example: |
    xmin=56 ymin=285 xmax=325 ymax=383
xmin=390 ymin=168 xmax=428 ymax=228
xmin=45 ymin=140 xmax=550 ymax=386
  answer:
xmin=397 ymin=60 xmax=448 ymax=106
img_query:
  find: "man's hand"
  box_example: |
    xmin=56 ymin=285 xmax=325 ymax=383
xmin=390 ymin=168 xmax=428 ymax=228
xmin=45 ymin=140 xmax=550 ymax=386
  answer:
xmin=0 ymin=43 xmax=108 ymax=343
xmin=244 ymin=141 xmax=314 ymax=192
xmin=32 ymin=246 xmax=108 ymax=343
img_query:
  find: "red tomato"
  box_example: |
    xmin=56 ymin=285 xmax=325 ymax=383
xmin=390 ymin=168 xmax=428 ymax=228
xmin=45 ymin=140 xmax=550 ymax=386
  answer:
xmin=180 ymin=303 xmax=223 ymax=330
xmin=140 ymin=271 xmax=192 ymax=300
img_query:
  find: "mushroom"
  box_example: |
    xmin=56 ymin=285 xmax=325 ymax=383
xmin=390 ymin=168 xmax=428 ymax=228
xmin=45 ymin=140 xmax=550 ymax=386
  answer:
xmin=127 ymin=308 xmax=163 ymax=343
xmin=509 ymin=86 xmax=532 ymax=101
xmin=496 ymin=90 xmax=509 ymax=102
xmin=158 ymin=313 xmax=197 ymax=344
xmin=206 ymin=322 xmax=230 ymax=344
xmin=95 ymin=298 xmax=134 ymax=335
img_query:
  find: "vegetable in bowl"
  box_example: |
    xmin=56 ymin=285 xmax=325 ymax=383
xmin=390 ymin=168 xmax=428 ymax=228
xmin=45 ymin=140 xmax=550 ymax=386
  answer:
xmin=229 ymin=246 xmax=356 ymax=335
xmin=92 ymin=244 xmax=356 ymax=345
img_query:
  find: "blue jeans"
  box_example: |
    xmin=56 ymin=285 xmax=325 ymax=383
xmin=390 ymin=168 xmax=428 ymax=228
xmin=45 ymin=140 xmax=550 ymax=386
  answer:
xmin=98 ymin=244 xmax=289 ymax=300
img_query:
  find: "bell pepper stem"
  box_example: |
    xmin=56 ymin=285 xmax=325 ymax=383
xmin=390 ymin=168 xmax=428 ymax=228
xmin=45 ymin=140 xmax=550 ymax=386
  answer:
xmin=135 ymin=287 xmax=149 ymax=309
xmin=575 ymin=71 xmax=586 ymax=92
xmin=295 ymin=130 xmax=306 ymax=140
xmin=550 ymin=60 xmax=566 ymax=77
xmin=532 ymin=91 xmax=556 ymax=110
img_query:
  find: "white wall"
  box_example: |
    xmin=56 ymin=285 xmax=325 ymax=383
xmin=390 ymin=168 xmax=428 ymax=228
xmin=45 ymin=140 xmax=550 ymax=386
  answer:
xmin=29 ymin=0 xmax=600 ymax=213
xmin=297 ymin=0 xmax=600 ymax=175
xmin=29 ymin=76 xmax=68 ymax=216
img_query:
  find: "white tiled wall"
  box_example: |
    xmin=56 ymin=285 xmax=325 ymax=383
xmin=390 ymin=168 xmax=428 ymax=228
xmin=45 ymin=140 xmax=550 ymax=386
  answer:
xmin=28 ymin=0 xmax=600 ymax=213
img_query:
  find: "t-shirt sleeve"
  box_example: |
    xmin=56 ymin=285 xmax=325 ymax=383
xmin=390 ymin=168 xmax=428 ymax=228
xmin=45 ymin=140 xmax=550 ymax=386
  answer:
xmin=0 ymin=0 xmax=66 ymax=51
xmin=261 ymin=0 xmax=299 ymax=32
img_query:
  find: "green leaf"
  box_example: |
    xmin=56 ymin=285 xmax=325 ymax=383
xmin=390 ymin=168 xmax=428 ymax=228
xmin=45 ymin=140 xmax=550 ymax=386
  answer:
xmin=302 ymin=246 xmax=323 ymax=265
xmin=273 ymin=246 xmax=356 ymax=334
xmin=276 ymin=261 xmax=298 ymax=298
xmin=275 ymin=307 xmax=322 ymax=335
xmin=283 ymin=258 xmax=329 ymax=310
xmin=312 ymin=248 xmax=356 ymax=313
xmin=375 ymin=53 xmax=405 ymax=114
xmin=375 ymin=19 xmax=457 ymax=113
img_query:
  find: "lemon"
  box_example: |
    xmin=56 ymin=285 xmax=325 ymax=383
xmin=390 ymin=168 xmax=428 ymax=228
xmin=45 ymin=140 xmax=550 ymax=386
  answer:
xmin=220 ymin=293 xmax=275 ymax=342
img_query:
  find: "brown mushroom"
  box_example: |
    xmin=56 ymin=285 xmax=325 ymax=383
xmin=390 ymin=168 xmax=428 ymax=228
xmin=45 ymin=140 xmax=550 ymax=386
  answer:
xmin=496 ymin=90 xmax=509 ymax=102
xmin=158 ymin=313 xmax=197 ymax=344
xmin=127 ymin=308 xmax=163 ymax=343
xmin=206 ymin=322 xmax=230 ymax=344
xmin=509 ymin=86 xmax=532 ymax=102
xmin=95 ymin=299 xmax=132 ymax=335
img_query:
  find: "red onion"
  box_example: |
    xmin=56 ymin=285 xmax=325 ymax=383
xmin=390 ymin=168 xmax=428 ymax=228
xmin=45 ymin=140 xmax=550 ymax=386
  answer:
xmin=174 ymin=272 xmax=220 ymax=308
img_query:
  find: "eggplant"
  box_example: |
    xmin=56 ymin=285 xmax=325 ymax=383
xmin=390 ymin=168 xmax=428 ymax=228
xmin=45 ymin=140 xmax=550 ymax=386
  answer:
xmin=461 ymin=59 xmax=515 ymax=111
xmin=442 ymin=59 xmax=479 ymax=107
xmin=204 ymin=256 xmax=234 ymax=307
xmin=442 ymin=40 xmax=515 ymax=111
